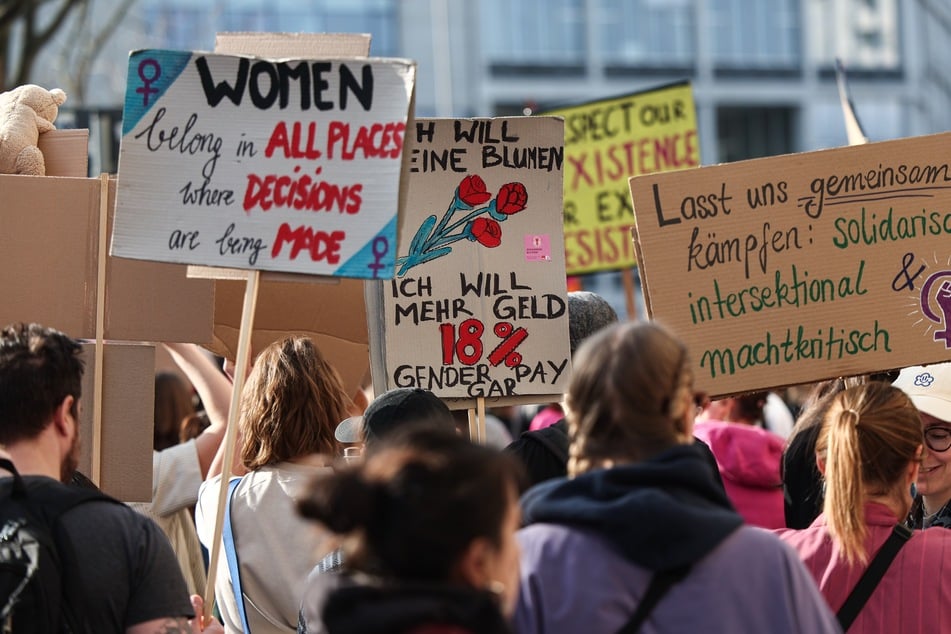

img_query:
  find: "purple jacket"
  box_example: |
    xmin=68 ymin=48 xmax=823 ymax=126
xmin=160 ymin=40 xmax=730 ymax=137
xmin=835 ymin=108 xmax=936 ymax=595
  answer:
xmin=514 ymin=445 xmax=839 ymax=633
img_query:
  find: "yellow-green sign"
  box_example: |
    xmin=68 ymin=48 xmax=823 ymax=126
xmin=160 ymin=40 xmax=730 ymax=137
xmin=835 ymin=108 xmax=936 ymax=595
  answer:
xmin=544 ymin=82 xmax=699 ymax=275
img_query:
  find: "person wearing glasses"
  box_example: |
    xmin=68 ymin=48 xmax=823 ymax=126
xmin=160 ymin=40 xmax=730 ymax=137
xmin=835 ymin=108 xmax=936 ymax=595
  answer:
xmin=894 ymin=363 xmax=951 ymax=529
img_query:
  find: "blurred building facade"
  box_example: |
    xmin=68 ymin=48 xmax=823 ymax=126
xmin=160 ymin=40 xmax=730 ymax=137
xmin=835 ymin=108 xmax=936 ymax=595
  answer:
xmin=29 ymin=0 xmax=951 ymax=312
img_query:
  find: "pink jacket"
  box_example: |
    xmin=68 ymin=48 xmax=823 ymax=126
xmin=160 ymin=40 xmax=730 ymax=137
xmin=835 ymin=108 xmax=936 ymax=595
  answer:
xmin=776 ymin=503 xmax=951 ymax=633
xmin=694 ymin=421 xmax=786 ymax=529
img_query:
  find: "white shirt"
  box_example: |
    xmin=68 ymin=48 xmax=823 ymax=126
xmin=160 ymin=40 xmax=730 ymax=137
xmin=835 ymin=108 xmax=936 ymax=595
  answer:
xmin=196 ymin=460 xmax=333 ymax=634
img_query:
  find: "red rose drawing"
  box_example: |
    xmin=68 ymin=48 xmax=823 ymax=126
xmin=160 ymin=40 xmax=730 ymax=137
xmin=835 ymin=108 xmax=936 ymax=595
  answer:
xmin=496 ymin=182 xmax=527 ymax=214
xmin=469 ymin=217 xmax=502 ymax=248
xmin=458 ymin=175 xmax=492 ymax=206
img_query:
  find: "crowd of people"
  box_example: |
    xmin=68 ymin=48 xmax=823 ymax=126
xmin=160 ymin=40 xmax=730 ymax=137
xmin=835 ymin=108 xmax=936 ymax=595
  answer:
xmin=3 ymin=290 xmax=951 ymax=633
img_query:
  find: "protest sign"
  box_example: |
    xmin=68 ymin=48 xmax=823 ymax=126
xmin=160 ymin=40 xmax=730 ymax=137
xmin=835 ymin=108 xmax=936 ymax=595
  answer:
xmin=630 ymin=132 xmax=951 ymax=397
xmin=543 ymin=82 xmax=699 ymax=274
xmin=373 ymin=117 xmax=571 ymax=404
xmin=111 ymin=49 xmax=415 ymax=278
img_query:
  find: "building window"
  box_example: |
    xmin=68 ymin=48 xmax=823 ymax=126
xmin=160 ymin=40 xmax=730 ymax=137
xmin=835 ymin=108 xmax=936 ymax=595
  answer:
xmin=596 ymin=0 xmax=695 ymax=69
xmin=481 ymin=0 xmax=584 ymax=67
xmin=144 ymin=7 xmax=210 ymax=49
xmin=710 ymin=0 xmax=801 ymax=70
xmin=146 ymin=0 xmax=397 ymax=55
xmin=813 ymin=0 xmax=900 ymax=71
xmin=717 ymin=106 xmax=795 ymax=163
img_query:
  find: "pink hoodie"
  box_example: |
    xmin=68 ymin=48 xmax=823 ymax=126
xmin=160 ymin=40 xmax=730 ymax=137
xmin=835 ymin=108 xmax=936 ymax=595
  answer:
xmin=694 ymin=420 xmax=786 ymax=529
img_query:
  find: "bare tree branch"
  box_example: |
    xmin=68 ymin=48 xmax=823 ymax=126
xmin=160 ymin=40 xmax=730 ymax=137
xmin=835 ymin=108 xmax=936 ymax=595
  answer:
xmin=73 ymin=0 xmax=136 ymax=103
xmin=9 ymin=0 xmax=85 ymax=89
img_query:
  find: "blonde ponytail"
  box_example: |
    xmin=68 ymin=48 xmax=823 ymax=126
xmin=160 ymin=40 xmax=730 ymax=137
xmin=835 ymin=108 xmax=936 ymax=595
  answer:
xmin=817 ymin=382 xmax=923 ymax=566
xmin=823 ymin=407 xmax=867 ymax=564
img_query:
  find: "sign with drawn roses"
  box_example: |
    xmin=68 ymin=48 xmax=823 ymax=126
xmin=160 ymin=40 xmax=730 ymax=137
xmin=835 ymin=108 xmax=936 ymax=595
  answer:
xmin=377 ymin=117 xmax=571 ymax=403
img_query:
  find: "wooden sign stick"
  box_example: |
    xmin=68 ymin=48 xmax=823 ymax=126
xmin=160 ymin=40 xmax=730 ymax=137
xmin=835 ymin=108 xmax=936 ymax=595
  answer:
xmin=91 ymin=174 xmax=110 ymax=485
xmin=476 ymin=396 xmax=487 ymax=445
xmin=467 ymin=408 xmax=477 ymax=443
xmin=622 ymin=268 xmax=638 ymax=321
xmin=203 ymin=269 xmax=261 ymax=621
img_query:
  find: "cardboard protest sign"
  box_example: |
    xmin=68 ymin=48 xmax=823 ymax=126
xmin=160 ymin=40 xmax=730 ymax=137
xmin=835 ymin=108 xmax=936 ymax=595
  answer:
xmin=78 ymin=342 xmax=154 ymax=502
xmin=112 ymin=49 xmax=415 ymax=278
xmin=630 ymin=132 xmax=951 ymax=397
xmin=373 ymin=117 xmax=571 ymax=404
xmin=543 ymin=82 xmax=699 ymax=274
xmin=207 ymin=276 xmax=369 ymax=398
xmin=192 ymin=34 xmax=373 ymax=400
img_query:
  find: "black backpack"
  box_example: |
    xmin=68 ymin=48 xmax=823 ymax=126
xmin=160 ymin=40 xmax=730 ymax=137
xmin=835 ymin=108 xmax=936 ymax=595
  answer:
xmin=0 ymin=457 xmax=113 ymax=633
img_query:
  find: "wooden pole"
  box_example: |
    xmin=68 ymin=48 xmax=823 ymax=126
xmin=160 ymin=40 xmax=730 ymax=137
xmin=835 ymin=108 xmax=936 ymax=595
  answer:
xmin=91 ymin=174 xmax=110 ymax=485
xmin=622 ymin=268 xmax=638 ymax=321
xmin=203 ymin=269 xmax=261 ymax=621
xmin=467 ymin=408 xmax=477 ymax=443
xmin=476 ymin=396 xmax=487 ymax=445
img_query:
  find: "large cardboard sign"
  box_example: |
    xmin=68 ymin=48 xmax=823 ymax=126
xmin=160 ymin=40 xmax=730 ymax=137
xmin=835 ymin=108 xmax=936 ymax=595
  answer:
xmin=112 ymin=49 xmax=415 ymax=278
xmin=544 ymin=82 xmax=699 ymax=274
xmin=374 ymin=117 xmax=571 ymax=404
xmin=195 ymin=34 xmax=373 ymax=400
xmin=78 ymin=342 xmax=154 ymax=502
xmin=207 ymin=277 xmax=369 ymax=398
xmin=630 ymin=132 xmax=951 ymax=396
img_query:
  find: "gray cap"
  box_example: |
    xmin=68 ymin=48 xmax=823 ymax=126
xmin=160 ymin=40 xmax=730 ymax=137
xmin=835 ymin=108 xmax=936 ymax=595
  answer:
xmin=567 ymin=291 xmax=619 ymax=356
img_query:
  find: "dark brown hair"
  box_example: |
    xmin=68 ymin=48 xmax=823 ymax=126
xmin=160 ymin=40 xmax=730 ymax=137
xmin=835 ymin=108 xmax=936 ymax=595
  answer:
xmin=298 ymin=427 xmax=523 ymax=582
xmin=0 ymin=323 xmax=83 ymax=443
xmin=154 ymin=372 xmax=195 ymax=451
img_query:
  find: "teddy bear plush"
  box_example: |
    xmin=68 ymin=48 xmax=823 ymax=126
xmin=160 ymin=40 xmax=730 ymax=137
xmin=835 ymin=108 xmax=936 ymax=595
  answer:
xmin=0 ymin=84 xmax=67 ymax=176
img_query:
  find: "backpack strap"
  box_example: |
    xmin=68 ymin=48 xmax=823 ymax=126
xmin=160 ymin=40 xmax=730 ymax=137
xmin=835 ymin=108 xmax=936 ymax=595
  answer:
xmin=836 ymin=523 xmax=912 ymax=632
xmin=0 ymin=457 xmax=27 ymax=496
xmin=616 ymin=565 xmax=691 ymax=634
xmin=0 ymin=458 xmax=117 ymax=634
xmin=223 ymin=477 xmax=252 ymax=634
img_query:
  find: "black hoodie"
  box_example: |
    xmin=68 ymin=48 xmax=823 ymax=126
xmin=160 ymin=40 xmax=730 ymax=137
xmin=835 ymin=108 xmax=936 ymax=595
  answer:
xmin=299 ymin=572 xmax=512 ymax=634
xmin=520 ymin=443 xmax=743 ymax=572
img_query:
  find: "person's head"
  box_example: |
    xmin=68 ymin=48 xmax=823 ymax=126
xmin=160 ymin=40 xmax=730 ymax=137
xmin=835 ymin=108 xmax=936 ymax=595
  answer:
xmin=239 ymin=336 xmax=349 ymax=470
xmin=0 ymin=323 xmax=83 ymax=480
xmin=893 ymin=363 xmax=951 ymax=511
xmin=153 ymin=372 xmax=195 ymax=452
xmin=179 ymin=410 xmax=210 ymax=444
xmin=298 ymin=427 xmax=523 ymax=616
xmin=335 ymin=387 xmax=454 ymax=454
xmin=565 ymin=321 xmax=697 ymax=476
xmin=817 ymin=381 xmax=922 ymax=564
xmin=566 ymin=291 xmax=618 ymax=357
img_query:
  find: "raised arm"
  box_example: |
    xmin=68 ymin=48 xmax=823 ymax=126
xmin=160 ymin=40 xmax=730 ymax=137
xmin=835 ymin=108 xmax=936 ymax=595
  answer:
xmin=162 ymin=343 xmax=233 ymax=478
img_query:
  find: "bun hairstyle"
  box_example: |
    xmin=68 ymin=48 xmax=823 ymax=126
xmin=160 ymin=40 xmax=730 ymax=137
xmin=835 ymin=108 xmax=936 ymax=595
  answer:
xmin=565 ymin=321 xmax=694 ymax=476
xmin=298 ymin=426 xmax=524 ymax=582
xmin=818 ymin=381 xmax=923 ymax=564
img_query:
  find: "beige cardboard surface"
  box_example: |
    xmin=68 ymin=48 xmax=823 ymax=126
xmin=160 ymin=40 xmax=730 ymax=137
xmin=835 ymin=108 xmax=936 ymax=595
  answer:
xmin=214 ymin=32 xmax=371 ymax=57
xmin=374 ymin=117 xmax=571 ymax=406
xmin=0 ymin=174 xmax=214 ymax=342
xmin=194 ymin=34 xmax=373 ymax=399
xmin=38 ymin=129 xmax=89 ymax=177
xmin=543 ymin=82 xmax=699 ymax=275
xmin=78 ymin=342 xmax=154 ymax=502
xmin=630 ymin=131 xmax=951 ymax=397
xmin=206 ymin=277 xmax=369 ymax=398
